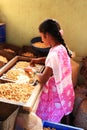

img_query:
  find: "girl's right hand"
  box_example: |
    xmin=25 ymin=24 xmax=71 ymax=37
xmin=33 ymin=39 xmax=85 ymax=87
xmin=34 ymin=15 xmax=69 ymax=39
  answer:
xmin=30 ymin=57 xmax=46 ymax=66
xmin=30 ymin=58 xmax=38 ymax=66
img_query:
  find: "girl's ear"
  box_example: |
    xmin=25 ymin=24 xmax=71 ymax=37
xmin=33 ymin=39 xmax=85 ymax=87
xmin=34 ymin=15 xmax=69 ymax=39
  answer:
xmin=43 ymin=33 xmax=47 ymax=38
xmin=45 ymin=32 xmax=49 ymax=38
xmin=59 ymin=29 xmax=64 ymax=36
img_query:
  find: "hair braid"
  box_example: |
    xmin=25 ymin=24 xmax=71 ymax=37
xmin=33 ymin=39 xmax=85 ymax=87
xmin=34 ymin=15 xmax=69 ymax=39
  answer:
xmin=57 ymin=32 xmax=71 ymax=58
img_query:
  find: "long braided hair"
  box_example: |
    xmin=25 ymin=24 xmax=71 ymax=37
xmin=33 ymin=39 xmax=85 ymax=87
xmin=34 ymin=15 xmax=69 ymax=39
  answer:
xmin=39 ymin=19 xmax=71 ymax=58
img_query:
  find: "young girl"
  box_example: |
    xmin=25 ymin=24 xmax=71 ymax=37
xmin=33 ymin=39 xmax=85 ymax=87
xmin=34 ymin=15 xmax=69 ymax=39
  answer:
xmin=26 ymin=19 xmax=75 ymax=123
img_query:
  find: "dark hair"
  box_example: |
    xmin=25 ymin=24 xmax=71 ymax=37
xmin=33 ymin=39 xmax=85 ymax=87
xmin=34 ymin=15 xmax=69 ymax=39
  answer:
xmin=39 ymin=19 xmax=71 ymax=58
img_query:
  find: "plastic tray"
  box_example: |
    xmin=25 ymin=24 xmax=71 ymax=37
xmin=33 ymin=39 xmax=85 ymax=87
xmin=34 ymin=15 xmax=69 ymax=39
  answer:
xmin=43 ymin=121 xmax=84 ymax=130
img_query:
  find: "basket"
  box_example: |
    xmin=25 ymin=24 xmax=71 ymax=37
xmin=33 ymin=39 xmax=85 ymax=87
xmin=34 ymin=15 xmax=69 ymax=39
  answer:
xmin=18 ymin=45 xmax=36 ymax=58
xmin=30 ymin=36 xmax=50 ymax=56
xmin=30 ymin=36 xmax=42 ymax=43
xmin=74 ymin=99 xmax=87 ymax=130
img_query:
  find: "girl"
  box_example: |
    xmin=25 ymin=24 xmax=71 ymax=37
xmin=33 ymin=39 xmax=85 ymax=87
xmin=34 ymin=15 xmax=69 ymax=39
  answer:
xmin=26 ymin=19 xmax=75 ymax=123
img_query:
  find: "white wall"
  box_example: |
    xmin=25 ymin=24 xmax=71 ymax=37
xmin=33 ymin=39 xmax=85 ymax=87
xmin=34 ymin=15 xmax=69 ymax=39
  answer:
xmin=0 ymin=0 xmax=87 ymax=57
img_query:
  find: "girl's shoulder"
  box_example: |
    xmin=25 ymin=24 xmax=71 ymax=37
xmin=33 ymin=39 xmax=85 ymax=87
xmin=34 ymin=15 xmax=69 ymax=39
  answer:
xmin=50 ymin=45 xmax=66 ymax=53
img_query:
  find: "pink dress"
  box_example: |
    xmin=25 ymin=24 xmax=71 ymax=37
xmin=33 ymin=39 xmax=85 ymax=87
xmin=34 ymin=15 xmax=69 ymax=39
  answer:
xmin=36 ymin=45 xmax=75 ymax=122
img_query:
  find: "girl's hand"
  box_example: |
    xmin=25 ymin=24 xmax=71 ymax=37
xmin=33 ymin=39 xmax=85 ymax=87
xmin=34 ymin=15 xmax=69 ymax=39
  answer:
xmin=30 ymin=57 xmax=46 ymax=66
xmin=24 ymin=66 xmax=36 ymax=78
xmin=30 ymin=58 xmax=38 ymax=66
xmin=24 ymin=66 xmax=33 ymax=72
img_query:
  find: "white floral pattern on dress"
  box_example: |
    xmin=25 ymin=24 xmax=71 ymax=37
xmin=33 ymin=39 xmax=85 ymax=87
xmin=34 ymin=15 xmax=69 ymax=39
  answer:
xmin=36 ymin=45 xmax=75 ymax=122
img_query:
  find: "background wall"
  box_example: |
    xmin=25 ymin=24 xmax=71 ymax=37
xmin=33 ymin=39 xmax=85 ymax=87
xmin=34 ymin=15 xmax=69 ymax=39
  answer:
xmin=0 ymin=0 xmax=87 ymax=57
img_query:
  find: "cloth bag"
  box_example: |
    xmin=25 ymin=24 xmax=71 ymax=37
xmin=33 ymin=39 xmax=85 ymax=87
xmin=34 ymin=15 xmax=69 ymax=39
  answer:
xmin=2 ymin=106 xmax=43 ymax=130
xmin=2 ymin=107 xmax=19 ymax=130
xmin=16 ymin=112 xmax=43 ymax=130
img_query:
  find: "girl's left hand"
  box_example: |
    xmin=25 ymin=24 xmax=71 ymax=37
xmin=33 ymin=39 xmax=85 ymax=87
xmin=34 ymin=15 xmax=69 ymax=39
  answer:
xmin=24 ymin=66 xmax=33 ymax=72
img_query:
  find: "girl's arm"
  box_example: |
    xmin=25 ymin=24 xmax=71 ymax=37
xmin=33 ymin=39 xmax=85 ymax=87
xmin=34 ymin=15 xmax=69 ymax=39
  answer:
xmin=30 ymin=57 xmax=46 ymax=66
xmin=36 ymin=66 xmax=53 ymax=85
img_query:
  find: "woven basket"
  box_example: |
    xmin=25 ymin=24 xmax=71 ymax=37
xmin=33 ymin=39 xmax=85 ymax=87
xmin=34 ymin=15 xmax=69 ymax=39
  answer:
xmin=74 ymin=98 xmax=87 ymax=130
xmin=73 ymin=93 xmax=86 ymax=117
xmin=73 ymin=85 xmax=87 ymax=117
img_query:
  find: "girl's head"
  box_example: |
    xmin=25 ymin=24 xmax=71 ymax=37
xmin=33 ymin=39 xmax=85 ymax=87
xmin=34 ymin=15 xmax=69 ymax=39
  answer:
xmin=39 ymin=19 xmax=61 ymax=34
xmin=39 ymin=19 xmax=71 ymax=57
xmin=39 ymin=19 xmax=62 ymax=43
